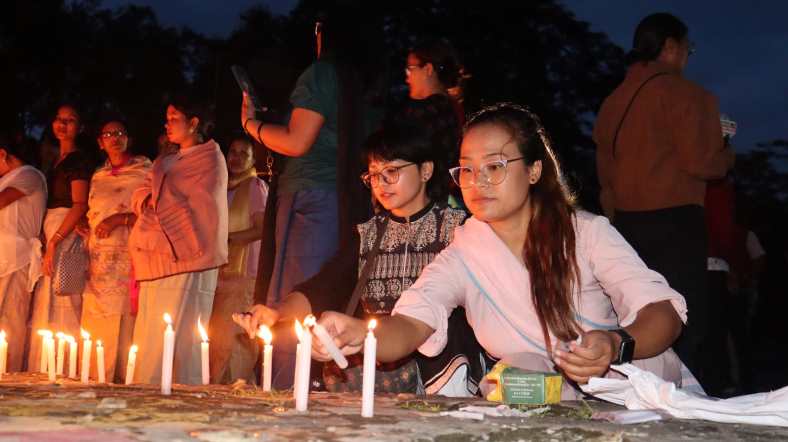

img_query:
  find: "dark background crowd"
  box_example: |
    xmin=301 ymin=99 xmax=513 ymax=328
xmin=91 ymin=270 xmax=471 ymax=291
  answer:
xmin=3 ymin=0 xmax=787 ymax=395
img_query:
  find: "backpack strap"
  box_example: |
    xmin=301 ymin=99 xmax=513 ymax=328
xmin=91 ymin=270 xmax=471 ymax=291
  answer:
xmin=345 ymin=216 xmax=390 ymax=316
xmin=612 ymin=72 xmax=670 ymax=158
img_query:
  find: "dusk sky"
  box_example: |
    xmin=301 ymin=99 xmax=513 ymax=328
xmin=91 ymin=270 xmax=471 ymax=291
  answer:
xmin=103 ymin=0 xmax=788 ymax=152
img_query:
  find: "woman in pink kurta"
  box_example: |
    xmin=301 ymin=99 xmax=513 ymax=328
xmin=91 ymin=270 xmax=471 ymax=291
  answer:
xmin=314 ymin=103 xmax=693 ymax=398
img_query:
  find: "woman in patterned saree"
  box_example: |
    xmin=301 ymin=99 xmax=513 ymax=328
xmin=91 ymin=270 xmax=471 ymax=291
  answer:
xmin=78 ymin=119 xmax=151 ymax=383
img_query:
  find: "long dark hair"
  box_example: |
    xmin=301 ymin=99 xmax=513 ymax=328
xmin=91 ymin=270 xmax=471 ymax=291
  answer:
xmin=362 ymin=122 xmax=449 ymax=202
xmin=465 ymin=103 xmax=580 ymax=349
xmin=627 ymin=13 xmax=688 ymax=65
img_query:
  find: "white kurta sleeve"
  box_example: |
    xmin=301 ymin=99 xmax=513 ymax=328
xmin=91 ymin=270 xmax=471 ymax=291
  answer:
xmin=584 ymin=215 xmax=688 ymax=327
xmin=391 ymin=247 xmax=467 ymax=357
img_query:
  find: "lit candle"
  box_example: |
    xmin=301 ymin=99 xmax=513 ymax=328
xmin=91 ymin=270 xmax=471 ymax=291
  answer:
xmin=125 ymin=345 xmax=138 ymax=385
xmin=197 ymin=316 xmax=209 ymax=385
xmin=80 ymin=329 xmax=92 ymax=384
xmin=304 ymin=315 xmax=348 ymax=369
xmin=37 ymin=329 xmax=52 ymax=373
xmin=46 ymin=333 xmax=56 ymax=382
xmin=96 ymin=340 xmax=106 ymax=383
xmin=161 ymin=313 xmax=175 ymax=395
xmin=67 ymin=335 xmax=77 ymax=378
xmin=0 ymin=330 xmax=7 ymax=379
xmin=257 ymin=325 xmax=273 ymax=392
xmin=293 ymin=319 xmax=311 ymax=412
xmin=55 ymin=332 xmax=66 ymax=376
xmin=361 ymin=319 xmax=377 ymax=418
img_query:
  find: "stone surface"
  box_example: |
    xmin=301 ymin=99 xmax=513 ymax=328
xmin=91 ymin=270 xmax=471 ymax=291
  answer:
xmin=1 ymin=373 xmax=786 ymax=441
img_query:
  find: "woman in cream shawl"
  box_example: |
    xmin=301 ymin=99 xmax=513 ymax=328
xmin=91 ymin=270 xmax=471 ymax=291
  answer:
xmin=78 ymin=120 xmax=150 ymax=383
xmin=209 ymin=136 xmax=267 ymax=384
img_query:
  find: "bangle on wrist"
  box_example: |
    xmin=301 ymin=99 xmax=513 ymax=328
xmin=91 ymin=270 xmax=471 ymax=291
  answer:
xmin=243 ymin=118 xmax=252 ymax=133
xmin=256 ymin=121 xmax=264 ymax=142
xmin=52 ymin=231 xmax=65 ymax=242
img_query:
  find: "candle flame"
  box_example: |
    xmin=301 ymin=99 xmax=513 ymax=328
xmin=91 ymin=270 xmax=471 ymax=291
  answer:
xmin=368 ymin=319 xmax=377 ymax=331
xmin=81 ymin=328 xmax=90 ymax=340
xmin=294 ymin=320 xmax=303 ymax=341
xmin=303 ymin=314 xmax=316 ymax=327
xmin=55 ymin=332 xmax=65 ymax=339
xmin=66 ymin=335 xmax=76 ymax=344
xmin=129 ymin=344 xmax=138 ymax=355
xmin=163 ymin=313 xmax=173 ymax=324
xmin=258 ymin=325 xmax=272 ymax=344
xmin=0 ymin=330 xmax=6 ymax=341
xmin=96 ymin=339 xmax=103 ymax=347
xmin=37 ymin=329 xmax=52 ymax=338
xmin=197 ymin=316 xmax=208 ymax=342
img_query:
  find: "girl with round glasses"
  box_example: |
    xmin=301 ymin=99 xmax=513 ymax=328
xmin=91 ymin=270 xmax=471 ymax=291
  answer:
xmin=313 ymin=103 xmax=699 ymax=399
xmin=233 ymin=123 xmax=487 ymax=395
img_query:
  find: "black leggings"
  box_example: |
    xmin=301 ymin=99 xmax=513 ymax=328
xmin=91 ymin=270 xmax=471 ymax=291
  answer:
xmin=614 ymin=205 xmax=708 ymax=383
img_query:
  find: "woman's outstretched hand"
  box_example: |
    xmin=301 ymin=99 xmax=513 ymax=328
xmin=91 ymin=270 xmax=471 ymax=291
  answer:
xmin=553 ymin=330 xmax=617 ymax=384
xmin=311 ymin=311 xmax=367 ymax=361
xmin=232 ymin=304 xmax=280 ymax=339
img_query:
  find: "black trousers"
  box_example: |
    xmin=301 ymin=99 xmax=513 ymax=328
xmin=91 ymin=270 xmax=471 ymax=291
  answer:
xmin=614 ymin=205 xmax=708 ymax=383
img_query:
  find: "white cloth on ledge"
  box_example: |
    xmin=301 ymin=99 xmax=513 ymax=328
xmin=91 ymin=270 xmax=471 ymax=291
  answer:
xmin=581 ymin=363 xmax=788 ymax=427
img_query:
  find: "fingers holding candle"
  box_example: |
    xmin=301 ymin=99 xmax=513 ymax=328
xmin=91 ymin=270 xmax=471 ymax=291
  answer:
xmin=312 ymin=311 xmax=366 ymax=360
xmin=304 ymin=314 xmax=348 ymax=368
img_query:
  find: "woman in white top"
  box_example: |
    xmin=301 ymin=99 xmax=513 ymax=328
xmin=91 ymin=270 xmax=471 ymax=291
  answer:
xmin=314 ymin=103 xmax=692 ymax=398
xmin=0 ymin=134 xmax=47 ymax=372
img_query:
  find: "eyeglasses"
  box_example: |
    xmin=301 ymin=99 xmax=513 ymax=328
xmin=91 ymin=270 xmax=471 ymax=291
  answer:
xmin=449 ymin=157 xmax=525 ymax=188
xmin=100 ymin=130 xmax=126 ymax=139
xmin=361 ymin=163 xmax=417 ymax=188
xmin=405 ymin=63 xmax=425 ymax=76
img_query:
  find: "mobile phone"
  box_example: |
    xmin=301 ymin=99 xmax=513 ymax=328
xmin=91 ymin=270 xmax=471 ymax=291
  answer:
xmin=231 ymin=65 xmax=268 ymax=112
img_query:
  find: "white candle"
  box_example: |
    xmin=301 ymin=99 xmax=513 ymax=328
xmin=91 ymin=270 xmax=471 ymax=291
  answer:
xmin=361 ymin=319 xmax=377 ymax=418
xmin=197 ymin=317 xmax=209 ymax=385
xmin=0 ymin=330 xmax=8 ymax=379
xmin=304 ymin=315 xmax=348 ymax=369
xmin=80 ymin=329 xmax=92 ymax=384
xmin=125 ymin=345 xmax=138 ymax=385
xmin=67 ymin=336 xmax=78 ymax=378
xmin=55 ymin=332 xmax=66 ymax=376
xmin=257 ymin=325 xmax=273 ymax=392
xmin=96 ymin=340 xmax=106 ymax=383
xmin=46 ymin=335 xmax=56 ymax=382
xmin=293 ymin=319 xmax=312 ymax=412
xmin=37 ymin=329 xmax=51 ymax=373
xmin=161 ymin=313 xmax=175 ymax=395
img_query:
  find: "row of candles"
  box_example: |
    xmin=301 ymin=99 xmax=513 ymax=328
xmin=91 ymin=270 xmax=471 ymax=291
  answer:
xmin=0 ymin=314 xmax=379 ymax=417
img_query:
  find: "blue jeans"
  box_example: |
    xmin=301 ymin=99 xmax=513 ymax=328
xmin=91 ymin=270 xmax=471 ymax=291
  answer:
xmin=266 ymin=189 xmax=339 ymax=389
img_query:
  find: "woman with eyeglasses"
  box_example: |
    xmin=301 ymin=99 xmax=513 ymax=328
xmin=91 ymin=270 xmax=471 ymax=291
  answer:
xmin=28 ymin=103 xmax=96 ymax=371
xmin=233 ymin=123 xmax=488 ymax=395
xmin=397 ymin=38 xmax=465 ymax=205
xmin=77 ymin=119 xmax=151 ymax=383
xmin=0 ymin=133 xmax=47 ymax=373
xmin=313 ymin=103 xmax=698 ymax=399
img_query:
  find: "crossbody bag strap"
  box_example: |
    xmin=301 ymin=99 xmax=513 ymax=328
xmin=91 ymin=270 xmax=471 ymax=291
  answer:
xmin=612 ymin=72 xmax=670 ymax=158
xmin=345 ymin=216 xmax=390 ymax=316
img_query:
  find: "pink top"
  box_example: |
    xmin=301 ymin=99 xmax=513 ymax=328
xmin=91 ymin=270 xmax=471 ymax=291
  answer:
xmin=392 ymin=211 xmax=688 ymax=360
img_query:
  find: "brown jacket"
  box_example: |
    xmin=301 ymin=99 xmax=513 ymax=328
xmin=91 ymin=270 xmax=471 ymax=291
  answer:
xmin=593 ymin=61 xmax=734 ymax=218
xmin=129 ymin=139 xmax=229 ymax=281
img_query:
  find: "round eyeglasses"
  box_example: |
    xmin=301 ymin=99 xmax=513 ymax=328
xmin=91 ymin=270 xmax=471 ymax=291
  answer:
xmin=361 ymin=163 xmax=417 ymax=188
xmin=449 ymin=157 xmax=525 ymax=188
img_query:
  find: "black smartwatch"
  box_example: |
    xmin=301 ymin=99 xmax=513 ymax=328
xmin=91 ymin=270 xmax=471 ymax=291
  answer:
xmin=610 ymin=328 xmax=635 ymax=364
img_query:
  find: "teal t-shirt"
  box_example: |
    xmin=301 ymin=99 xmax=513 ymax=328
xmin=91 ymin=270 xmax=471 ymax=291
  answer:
xmin=277 ymin=60 xmax=338 ymax=196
